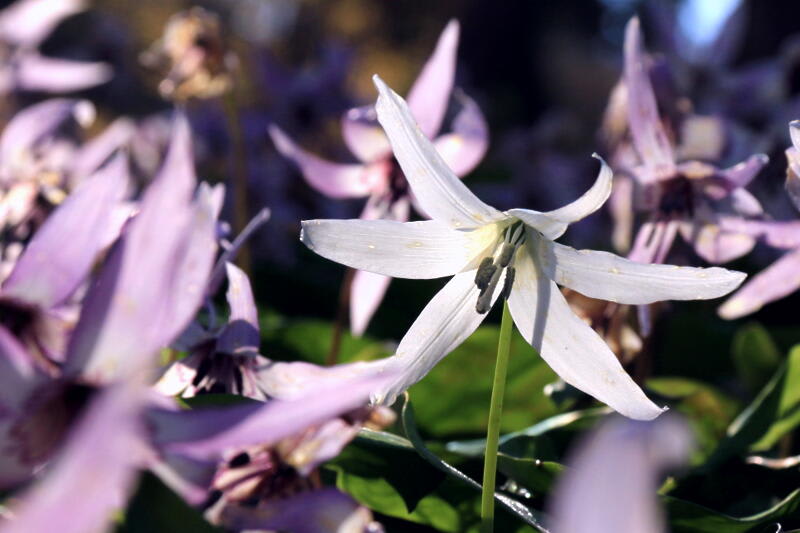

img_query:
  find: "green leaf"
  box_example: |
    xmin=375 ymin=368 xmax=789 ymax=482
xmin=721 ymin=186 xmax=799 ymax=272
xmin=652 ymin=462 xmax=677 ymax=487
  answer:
xmin=446 ymin=407 xmax=610 ymax=458
xmin=180 ymin=394 xmax=261 ymax=409
xmin=116 ymin=473 xmax=222 ymax=533
xmin=496 ymin=455 xmax=564 ymax=494
xmin=709 ymin=346 xmax=800 ymax=464
xmin=666 ymin=489 xmax=800 ymax=533
xmin=400 ymin=398 xmax=549 ymax=531
xmin=261 ymin=315 xmax=391 ymax=365
xmin=407 ymin=325 xmax=560 ymax=437
xmin=732 ymin=323 xmax=781 ymax=394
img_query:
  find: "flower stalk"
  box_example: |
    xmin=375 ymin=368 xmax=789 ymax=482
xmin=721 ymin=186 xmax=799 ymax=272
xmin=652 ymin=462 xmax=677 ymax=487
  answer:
xmin=480 ymin=299 xmax=513 ymax=532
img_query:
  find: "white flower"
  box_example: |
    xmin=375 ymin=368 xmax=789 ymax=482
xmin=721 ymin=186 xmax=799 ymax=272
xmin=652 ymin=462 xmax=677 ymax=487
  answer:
xmin=300 ymin=76 xmax=746 ymax=420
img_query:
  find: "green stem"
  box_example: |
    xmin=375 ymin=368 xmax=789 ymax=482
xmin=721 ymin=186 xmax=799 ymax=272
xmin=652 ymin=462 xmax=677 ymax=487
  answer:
xmin=480 ymin=299 xmax=513 ymax=532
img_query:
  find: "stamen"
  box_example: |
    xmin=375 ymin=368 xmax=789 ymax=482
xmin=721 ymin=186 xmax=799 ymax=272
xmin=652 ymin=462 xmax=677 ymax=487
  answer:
xmin=474 ymin=257 xmax=496 ymax=290
xmin=501 ymin=267 xmax=516 ymax=300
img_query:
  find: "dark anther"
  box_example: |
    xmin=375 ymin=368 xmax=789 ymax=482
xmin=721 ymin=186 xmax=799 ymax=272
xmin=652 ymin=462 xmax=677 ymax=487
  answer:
xmin=228 ymin=452 xmax=251 ymax=467
xmin=501 ymin=267 xmax=516 ymax=300
xmin=474 ymin=257 xmax=496 ymax=290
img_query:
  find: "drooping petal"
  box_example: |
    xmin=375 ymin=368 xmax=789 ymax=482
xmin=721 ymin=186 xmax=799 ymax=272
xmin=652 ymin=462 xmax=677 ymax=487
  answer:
xmin=153 ymin=352 xmax=202 ymax=397
xmin=536 ymin=237 xmax=746 ymax=304
xmin=340 ymin=105 xmax=392 ymax=163
xmin=269 ymin=124 xmax=379 ymax=198
xmin=0 ymin=384 xmax=143 ymax=533
xmin=718 ymin=218 xmax=800 ymax=249
xmin=507 ymin=154 xmax=613 ymax=239
xmin=64 ymin=114 xmax=202 ymax=382
xmin=220 ymin=489 xmax=377 ymax=533
xmin=217 ymin=262 xmax=260 ymax=354
xmin=679 ymin=219 xmax=755 ymax=264
xmin=717 ymin=153 xmax=769 ymax=190
xmin=508 ymin=243 xmax=665 ymax=420
xmin=151 ymin=371 xmax=392 ymax=460
xmin=16 ymin=54 xmax=113 ymax=93
xmin=549 ymin=415 xmax=691 ymax=533
xmin=406 ymin=19 xmax=460 ymax=138
xmin=433 ymin=89 xmax=489 ymax=177
xmin=624 ymin=17 xmax=675 ymax=172
xmin=373 ymin=75 xmax=505 ymax=228
xmin=350 ymin=270 xmax=391 ymax=336
xmin=0 ymin=0 xmax=85 ymax=47
xmin=300 ymin=218 xmax=497 ymax=279
xmin=718 ymin=249 xmax=800 ymax=320
xmin=372 ymin=268 xmax=499 ymax=405
xmin=2 ymin=154 xmax=129 ymax=308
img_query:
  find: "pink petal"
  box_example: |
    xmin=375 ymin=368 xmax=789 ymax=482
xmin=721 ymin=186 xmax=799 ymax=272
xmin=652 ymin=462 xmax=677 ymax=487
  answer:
xmin=719 ymin=249 xmax=800 ymax=319
xmin=432 ymin=89 xmax=488 ymax=176
xmin=269 ymin=124 xmax=380 ymax=198
xmin=340 ymin=105 xmax=392 ymax=163
xmin=0 ymin=0 xmax=85 ymax=47
xmin=680 ymin=219 xmax=755 ymax=264
xmin=623 ymin=17 xmax=675 ymax=173
xmin=2 ymin=154 xmax=129 ymax=308
xmin=16 ymin=54 xmax=112 ymax=93
xmin=406 ymin=19 xmax=460 ymax=138
xmin=349 ymin=270 xmax=391 ymax=336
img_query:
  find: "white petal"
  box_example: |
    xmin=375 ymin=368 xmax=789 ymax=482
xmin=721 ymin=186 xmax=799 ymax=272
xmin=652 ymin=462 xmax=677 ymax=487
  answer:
xmin=300 ymin=218 xmax=498 ymax=279
xmin=373 ymin=268 xmax=497 ymax=404
xmin=536 ymin=237 xmax=746 ymax=305
xmin=373 ymin=75 xmax=505 ymax=229
xmin=508 ymin=244 xmax=665 ymax=420
xmin=507 ymin=154 xmax=612 ymax=239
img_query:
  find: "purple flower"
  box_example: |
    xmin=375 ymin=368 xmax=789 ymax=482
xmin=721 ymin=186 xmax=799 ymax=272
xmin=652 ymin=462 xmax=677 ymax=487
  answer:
xmin=610 ymin=18 xmax=768 ymax=266
xmin=269 ymin=19 xmax=489 ymax=335
xmin=0 ymin=114 xmax=219 ymax=490
xmin=548 ymin=415 xmax=692 ymax=533
xmin=717 ymin=121 xmax=800 ymax=319
xmin=148 ymin=362 xmax=395 ymax=528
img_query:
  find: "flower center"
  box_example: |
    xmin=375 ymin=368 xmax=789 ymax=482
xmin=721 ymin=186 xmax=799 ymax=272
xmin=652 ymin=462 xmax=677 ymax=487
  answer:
xmin=474 ymin=222 xmax=525 ymax=314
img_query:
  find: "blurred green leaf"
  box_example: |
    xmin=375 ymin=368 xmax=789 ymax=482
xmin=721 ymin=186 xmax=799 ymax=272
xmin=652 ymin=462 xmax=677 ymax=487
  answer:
xmin=407 ymin=325 xmax=560 ymax=437
xmin=666 ymin=488 xmax=800 ymax=533
xmin=709 ymin=346 xmax=800 ymax=465
xmin=117 ymin=473 xmax=221 ymax=533
xmin=261 ymin=315 xmax=391 ymax=365
xmin=732 ymin=323 xmax=781 ymax=394
xmin=180 ymin=394 xmax=261 ymax=409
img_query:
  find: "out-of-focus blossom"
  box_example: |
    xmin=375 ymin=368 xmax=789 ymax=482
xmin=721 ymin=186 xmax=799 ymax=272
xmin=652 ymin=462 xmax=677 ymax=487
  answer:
xmin=301 ymin=76 xmax=745 ymax=420
xmin=548 ymin=415 xmax=692 ymax=533
xmin=148 ymin=362 xmax=395 ymax=530
xmin=0 ymin=152 xmax=129 ymax=366
xmin=270 ymin=19 xmax=489 ymax=336
xmin=609 ymin=18 xmax=768 ymax=266
xmin=718 ymin=121 xmax=800 ymax=319
xmin=141 ymin=6 xmax=237 ymax=101
xmin=156 ymin=262 xmax=271 ymax=399
xmin=0 ymin=115 xmax=219 ymax=489
xmin=0 ymin=0 xmax=112 ymax=94
xmin=0 ymin=383 xmax=144 ymax=533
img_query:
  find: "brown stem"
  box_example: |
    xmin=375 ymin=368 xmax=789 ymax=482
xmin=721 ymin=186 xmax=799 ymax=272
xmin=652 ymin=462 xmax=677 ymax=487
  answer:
xmin=326 ymin=268 xmax=356 ymax=366
xmin=222 ymin=91 xmax=252 ymax=275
